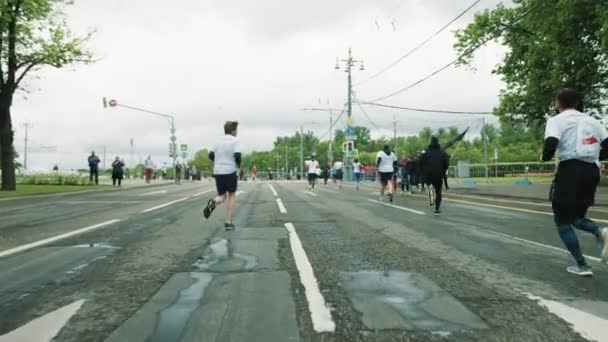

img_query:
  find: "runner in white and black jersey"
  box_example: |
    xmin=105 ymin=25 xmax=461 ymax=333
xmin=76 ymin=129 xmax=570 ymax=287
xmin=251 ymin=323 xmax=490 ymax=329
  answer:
xmin=376 ymin=144 xmax=398 ymax=202
xmin=305 ymin=154 xmax=320 ymax=192
xmin=543 ymin=88 xmax=608 ymax=276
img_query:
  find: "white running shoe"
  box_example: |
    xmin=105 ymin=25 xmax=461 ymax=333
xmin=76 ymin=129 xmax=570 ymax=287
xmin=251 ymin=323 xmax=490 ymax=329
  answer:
xmin=600 ymin=227 xmax=608 ymax=263
xmin=566 ymin=265 xmax=593 ymax=277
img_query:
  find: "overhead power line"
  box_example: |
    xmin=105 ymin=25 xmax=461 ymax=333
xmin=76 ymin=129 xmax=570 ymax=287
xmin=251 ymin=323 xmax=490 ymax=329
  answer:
xmin=362 ymin=101 xmax=493 ymax=115
xmin=357 ymin=0 xmax=481 ymax=86
xmin=368 ymin=2 xmax=543 ymax=103
xmin=319 ymin=108 xmax=347 ymax=141
xmin=352 ymin=91 xmax=385 ymax=135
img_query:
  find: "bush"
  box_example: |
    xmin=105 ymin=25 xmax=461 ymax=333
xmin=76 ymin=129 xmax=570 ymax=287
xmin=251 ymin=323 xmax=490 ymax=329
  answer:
xmin=17 ymin=171 xmax=92 ymax=186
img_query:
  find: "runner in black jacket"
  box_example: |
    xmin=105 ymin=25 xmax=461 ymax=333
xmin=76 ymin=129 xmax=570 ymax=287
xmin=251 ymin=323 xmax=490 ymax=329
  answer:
xmin=420 ymin=136 xmax=449 ymax=215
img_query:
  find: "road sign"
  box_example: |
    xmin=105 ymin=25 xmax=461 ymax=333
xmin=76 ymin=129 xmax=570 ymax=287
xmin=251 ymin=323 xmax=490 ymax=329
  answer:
xmin=109 ymin=99 xmax=117 ymax=107
xmin=348 ymin=149 xmax=358 ymax=157
xmin=181 ymin=152 xmax=188 ymax=159
xmin=180 ymin=144 xmax=188 ymax=152
xmin=347 ymin=117 xmax=355 ymax=126
xmin=345 ymin=135 xmax=356 ymax=141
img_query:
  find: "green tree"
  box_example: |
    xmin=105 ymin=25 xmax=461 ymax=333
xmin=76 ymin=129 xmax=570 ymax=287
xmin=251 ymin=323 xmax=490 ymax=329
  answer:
xmin=190 ymin=149 xmax=213 ymax=173
xmin=0 ymin=0 xmax=92 ymax=190
xmin=455 ymin=0 xmax=608 ymax=128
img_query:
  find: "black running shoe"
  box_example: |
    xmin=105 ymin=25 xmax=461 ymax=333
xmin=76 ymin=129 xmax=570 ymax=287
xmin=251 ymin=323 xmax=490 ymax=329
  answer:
xmin=224 ymin=222 xmax=235 ymax=231
xmin=203 ymin=199 xmax=216 ymax=219
xmin=434 ymin=209 xmax=442 ymax=216
xmin=388 ymin=192 xmax=393 ymax=202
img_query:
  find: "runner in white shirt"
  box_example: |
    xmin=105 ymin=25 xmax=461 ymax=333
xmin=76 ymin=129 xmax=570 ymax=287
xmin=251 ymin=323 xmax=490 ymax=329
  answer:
xmin=542 ymin=88 xmax=608 ymax=276
xmin=333 ymin=159 xmax=344 ymax=189
xmin=305 ymin=154 xmax=320 ymax=192
xmin=376 ymin=144 xmax=398 ymax=202
xmin=203 ymin=121 xmax=242 ymax=230
xmin=352 ymin=158 xmax=362 ymax=191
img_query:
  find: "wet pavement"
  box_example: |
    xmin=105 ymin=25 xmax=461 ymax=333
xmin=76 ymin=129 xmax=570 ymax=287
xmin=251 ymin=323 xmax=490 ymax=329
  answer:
xmin=1 ymin=180 xmax=607 ymax=341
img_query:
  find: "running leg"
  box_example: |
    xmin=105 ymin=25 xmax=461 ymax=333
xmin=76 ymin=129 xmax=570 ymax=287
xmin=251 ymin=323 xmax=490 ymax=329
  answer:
xmin=434 ymin=179 xmax=443 ymax=211
xmin=554 ymin=203 xmax=588 ymax=267
xmin=226 ymin=192 xmax=236 ymax=224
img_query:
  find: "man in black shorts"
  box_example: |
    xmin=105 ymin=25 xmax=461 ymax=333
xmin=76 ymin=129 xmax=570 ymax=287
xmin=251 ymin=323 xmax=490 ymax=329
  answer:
xmin=203 ymin=121 xmax=242 ymax=230
xmin=376 ymin=144 xmax=398 ymax=202
xmin=543 ymin=88 xmax=608 ymax=276
xmin=420 ymin=136 xmax=449 ymax=215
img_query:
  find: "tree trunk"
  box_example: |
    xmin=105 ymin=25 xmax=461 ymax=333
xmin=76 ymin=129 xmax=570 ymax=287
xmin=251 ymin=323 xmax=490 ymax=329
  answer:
xmin=0 ymin=98 xmax=16 ymax=191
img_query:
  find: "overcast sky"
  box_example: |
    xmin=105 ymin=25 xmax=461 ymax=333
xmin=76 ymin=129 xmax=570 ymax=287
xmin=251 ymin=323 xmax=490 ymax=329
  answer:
xmin=12 ymin=0 xmax=506 ymax=170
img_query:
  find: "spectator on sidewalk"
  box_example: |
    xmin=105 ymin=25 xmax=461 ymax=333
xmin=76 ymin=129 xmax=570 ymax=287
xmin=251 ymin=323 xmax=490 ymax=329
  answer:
xmin=144 ymin=156 xmax=154 ymax=184
xmin=111 ymin=156 xmax=125 ymax=186
xmin=175 ymin=160 xmax=182 ymax=183
xmin=88 ymin=151 xmax=100 ymax=185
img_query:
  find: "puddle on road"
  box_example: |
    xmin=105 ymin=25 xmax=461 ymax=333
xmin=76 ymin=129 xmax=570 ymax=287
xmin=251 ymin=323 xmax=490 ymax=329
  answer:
xmin=146 ymin=273 xmax=214 ymax=342
xmin=193 ymin=239 xmax=258 ymax=272
xmin=341 ymin=271 xmax=487 ymax=333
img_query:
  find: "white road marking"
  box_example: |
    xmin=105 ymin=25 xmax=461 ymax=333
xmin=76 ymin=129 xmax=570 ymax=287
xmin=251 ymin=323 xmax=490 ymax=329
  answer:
xmin=284 ymin=223 xmax=335 ymax=332
xmin=367 ymin=199 xmax=426 ymax=215
xmin=467 ymin=225 xmax=602 ymax=263
xmin=276 ymin=198 xmax=287 ymax=214
xmin=0 ymin=220 xmax=120 ymax=259
xmin=58 ymin=200 xmax=142 ymax=204
xmin=268 ymin=184 xmax=278 ymax=197
xmin=236 ymin=190 xmax=246 ymax=197
xmin=526 ymin=294 xmax=608 ymax=342
xmin=305 ymin=191 xmax=318 ymax=197
xmin=317 ymin=188 xmax=337 ymax=194
xmin=439 ymin=196 xmax=608 ymax=224
xmin=0 ymin=299 xmax=85 ymax=342
xmin=139 ymin=190 xmax=168 ymax=196
xmin=141 ymin=197 xmax=190 ymax=213
xmin=191 ymin=189 xmax=214 ymax=197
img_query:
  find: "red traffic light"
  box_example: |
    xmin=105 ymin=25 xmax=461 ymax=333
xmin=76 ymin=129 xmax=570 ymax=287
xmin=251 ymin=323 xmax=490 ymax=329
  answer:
xmin=109 ymin=99 xmax=118 ymax=107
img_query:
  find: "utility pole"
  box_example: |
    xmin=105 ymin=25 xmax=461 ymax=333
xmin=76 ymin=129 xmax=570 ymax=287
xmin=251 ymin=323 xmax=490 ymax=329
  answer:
xmin=20 ymin=122 xmax=33 ymax=170
xmin=285 ymin=142 xmax=288 ymax=179
xmin=103 ymin=145 xmax=107 ymax=169
xmin=336 ymin=48 xmax=364 ymax=182
xmin=393 ymin=116 xmax=398 ymax=151
xmin=130 ymin=138 xmax=134 ymax=168
xmin=300 ymin=125 xmax=304 ymax=179
xmin=329 ymin=112 xmax=333 ymax=166
xmin=482 ymin=117 xmax=488 ymax=179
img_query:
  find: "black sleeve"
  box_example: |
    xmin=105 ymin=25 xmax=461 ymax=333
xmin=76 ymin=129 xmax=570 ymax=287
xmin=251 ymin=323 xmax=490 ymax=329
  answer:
xmin=442 ymin=153 xmax=449 ymax=172
xmin=542 ymin=137 xmax=559 ymax=162
xmin=208 ymin=151 xmax=215 ymax=162
xmin=600 ymin=138 xmax=608 ymax=161
xmin=234 ymin=152 xmax=242 ymax=167
xmin=376 ymin=157 xmax=381 ymax=167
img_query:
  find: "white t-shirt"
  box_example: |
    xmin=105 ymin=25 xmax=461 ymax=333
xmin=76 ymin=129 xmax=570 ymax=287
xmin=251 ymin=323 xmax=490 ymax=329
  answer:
xmin=545 ymin=109 xmax=608 ymax=165
xmin=333 ymin=161 xmax=344 ymax=171
xmin=211 ymin=135 xmax=242 ymax=175
xmin=353 ymin=162 xmax=362 ymax=173
xmin=377 ymin=150 xmax=397 ymax=173
xmin=306 ymin=160 xmax=319 ymax=174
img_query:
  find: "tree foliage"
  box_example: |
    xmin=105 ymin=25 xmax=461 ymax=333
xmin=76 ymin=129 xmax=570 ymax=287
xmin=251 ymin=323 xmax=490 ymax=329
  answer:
xmin=454 ymin=0 xmax=608 ymax=128
xmin=0 ymin=0 xmax=93 ymax=190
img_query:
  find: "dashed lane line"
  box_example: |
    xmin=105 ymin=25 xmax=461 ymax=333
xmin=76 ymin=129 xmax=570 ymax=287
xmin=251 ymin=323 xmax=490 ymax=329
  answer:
xmin=284 ymin=223 xmax=335 ymax=332
xmin=268 ymin=184 xmax=278 ymax=197
xmin=276 ymin=198 xmax=287 ymax=214
xmin=141 ymin=197 xmax=190 ymax=213
xmin=0 ymin=219 xmax=121 ymax=259
xmin=367 ymin=199 xmax=426 ymax=215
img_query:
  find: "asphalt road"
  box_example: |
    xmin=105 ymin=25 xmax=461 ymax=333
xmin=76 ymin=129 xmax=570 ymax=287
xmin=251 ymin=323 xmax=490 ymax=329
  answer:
xmin=0 ymin=180 xmax=607 ymax=342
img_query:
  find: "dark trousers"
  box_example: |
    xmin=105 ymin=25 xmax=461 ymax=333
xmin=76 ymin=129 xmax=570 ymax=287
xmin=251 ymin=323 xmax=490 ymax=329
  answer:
xmin=308 ymin=173 xmax=317 ymax=188
xmin=90 ymin=168 xmax=99 ymax=185
xmin=112 ymin=177 xmax=122 ymax=186
xmin=552 ymin=160 xmax=600 ymax=266
xmin=427 ymin=177 xmax=443 ymax=210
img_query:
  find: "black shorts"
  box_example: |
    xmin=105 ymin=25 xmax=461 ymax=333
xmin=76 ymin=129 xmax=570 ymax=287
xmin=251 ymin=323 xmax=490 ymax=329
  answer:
xmin=214 ymin=172 xmax=238 ymax=195
xmin=308 ymin=173 xmax=317 ymax=182
xmin=379 ymin=172 xmax=393 ymax=185
xmin=335 ymin=170 xmax=343 ymax=180
xmin=553 ymin=160 xmax=599 ymax=208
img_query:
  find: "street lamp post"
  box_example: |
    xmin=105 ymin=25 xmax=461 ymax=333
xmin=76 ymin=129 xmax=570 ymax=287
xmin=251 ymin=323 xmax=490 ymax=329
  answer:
xmin=102 ymin=97 xmax=178 ymax=183
xmin=335 ymin=48 xmax=364 ymax=181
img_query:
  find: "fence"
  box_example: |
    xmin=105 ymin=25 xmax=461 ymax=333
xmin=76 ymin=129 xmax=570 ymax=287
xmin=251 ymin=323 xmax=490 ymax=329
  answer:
xmin=454 ymin=161 xmax=557 ymax=178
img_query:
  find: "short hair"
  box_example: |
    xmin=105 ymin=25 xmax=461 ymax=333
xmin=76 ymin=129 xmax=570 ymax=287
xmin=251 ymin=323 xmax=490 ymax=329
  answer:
xmin=556 ymin=88 xmax=582 ymax=110
xmin=224 ymin=121 xmax=239 ymax=135
xmin=383 ymin=144 xmax=390 ymax=150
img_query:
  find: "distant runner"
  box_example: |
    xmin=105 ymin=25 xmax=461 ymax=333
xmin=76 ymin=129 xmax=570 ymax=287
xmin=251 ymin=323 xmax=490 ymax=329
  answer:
xmin=420 ymin=137 xmax=449 ymax=215
xmin=376 ymin=144 xmax=397 ymax=202
xmin=322 ymin=161 xmax=331 ymax=185
xmin=333 ymin=159 xmax=344 ymax=189
xmin=306 ymin=154 xmax=320 ymax=192
xmin=352 ymin=158 xmax=362 ymax=190
xmin=542 ymin=88 xmax=608 ymax=276
xmin=204 ymin=121 xmax=242 ymax=230
xmin=251 ymin=165 xmax=257 ymax=181
xmin=144 ymin=156 xmax=154 ymax=184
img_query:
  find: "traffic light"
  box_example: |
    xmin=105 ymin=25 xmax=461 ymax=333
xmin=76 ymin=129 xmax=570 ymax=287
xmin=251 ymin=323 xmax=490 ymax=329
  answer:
xmin=168 ymin=143 xmax=177 ymax=158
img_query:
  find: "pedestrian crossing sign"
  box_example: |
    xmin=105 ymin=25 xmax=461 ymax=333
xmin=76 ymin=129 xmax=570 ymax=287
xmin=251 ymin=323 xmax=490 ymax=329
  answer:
xmin=180 ymin=144 xmax=188 ymax=152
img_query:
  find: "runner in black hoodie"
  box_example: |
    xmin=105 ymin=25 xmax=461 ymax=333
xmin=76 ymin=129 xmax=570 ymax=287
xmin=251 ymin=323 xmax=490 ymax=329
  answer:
xmin=420 ymin=136 xmax=449 ymax=215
